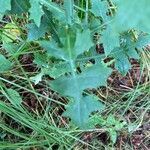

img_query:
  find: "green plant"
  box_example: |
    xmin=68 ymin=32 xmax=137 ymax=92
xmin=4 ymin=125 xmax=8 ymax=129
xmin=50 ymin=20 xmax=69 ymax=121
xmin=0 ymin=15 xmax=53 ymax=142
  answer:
xmin=0 ymin=0 xmax=150 ymax=130
xmin=89 ymin=114 xmax=126 ymax=144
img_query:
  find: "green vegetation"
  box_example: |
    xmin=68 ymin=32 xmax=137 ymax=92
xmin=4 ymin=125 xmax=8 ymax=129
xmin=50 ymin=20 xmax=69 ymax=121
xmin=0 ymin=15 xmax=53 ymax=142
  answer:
xmin=0 ymin=0 xmax=149 ymax=149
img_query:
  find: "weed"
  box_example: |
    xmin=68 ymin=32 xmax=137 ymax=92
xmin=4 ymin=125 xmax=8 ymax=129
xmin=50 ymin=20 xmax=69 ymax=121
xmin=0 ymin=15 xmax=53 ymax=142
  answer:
xmin=0 ymin=0 xmax=149 ymax=149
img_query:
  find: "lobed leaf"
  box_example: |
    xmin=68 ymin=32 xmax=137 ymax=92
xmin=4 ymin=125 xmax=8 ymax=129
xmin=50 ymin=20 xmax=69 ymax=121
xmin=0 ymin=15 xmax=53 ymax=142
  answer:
xmin=111 ymin=48 xmax=131 ymax=75
xmin=64 ymin=95 xmax=105 ymax=128
xmin=50 ymin=63 xmax=111 ymax=127
xmin=90 ymin=0 xmax=108 ymax=21
xmin=50 ymin=64 xmax=112 ymax=99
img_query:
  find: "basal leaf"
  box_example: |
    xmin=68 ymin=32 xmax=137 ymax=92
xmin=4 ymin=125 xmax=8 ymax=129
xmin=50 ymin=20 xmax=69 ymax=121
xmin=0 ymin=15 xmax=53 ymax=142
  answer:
xmin=50 ymin=63 xmax=111 ymax=127
xmin=29 ymin=0 xmax=44 ymax=27
xmin=0 ymin=54 xmax=12 ymax=73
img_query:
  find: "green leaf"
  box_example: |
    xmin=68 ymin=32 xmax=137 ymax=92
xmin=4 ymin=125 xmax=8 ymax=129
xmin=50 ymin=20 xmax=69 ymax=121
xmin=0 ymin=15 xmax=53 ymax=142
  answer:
xmin=120 ymin=32 xmax=139 ymax=59
xmin=136 ymin=34 xmax=150 ymax=49
xmin=29 ymin=0 xmax=44 ymax=27
xmin=128 ymin=123 xmax=138 ymax=132
xmin=39 ymin=40 xmax=67 ymax=60
xmin=0 ymin=0 xmax=11 ymax=13
xmin=2 ymin=43 xmax=19 ymax=55
xmin=111 ymin=48 xmax=131 ymax=75
xmin=90 ymin=0 xmax=108 ymax=21
xmin=39 ymin=27 xmax=111 ymax=127
xmin=0 ymin=54 xmax=12 ymax=73
xmin=101 ymin=26 xmax=119 ymax=55
xmin=33 ymin=53 xmax=49 ymax=68
xmin=32 ymin=52 xmax=71 ymax=84
xmin=39 ymin=29 xmax=94 ymax=60
xmin=27 ymin=9 xmax=62 ymax=43
xmin=88 ymin=115 xmax=106 ymax=128
xmin=11 ymin=0 xmax=30 ymax=14
xmin=107 ymin=128 xmax=117 ymax=144
xmin=46 ymin=27 xmax=112 ymax=127
xmin=115 ymin=121 xmax=126 ymax=131
xmin=45 ymin=62 xmax=71 ymax=79
xmin=27 ymin=23 xmax=48 ymax=41
xmin=113 ymin=0 xmax=150 ymax=33
xmin=30 ymin=71 xmax=44 ymax=85
xmin=50 ymin=64 xmax=112 ymax=99
xmin=126 ymin=48 xmax=139 ymax=59
xmin=74 ymin=29 xmax=94 ymax=59
xmin=6 ymin=89 xmax=22 ymax=107
xmin=50 ymin=64 xmax=107 ymax=128
xmin=64 ymin=0 xmax=74 ymax=25
xmin=115 ymin=56 xmax=131 ymax=75
xmin=64 ymin=96 xmax=105 ymax=128
xmin=40 ymin=0 xmax=66 ymax=22
xmin=106 ymin=114 xmax=116 ymax=126
xmin=31 ymin=61 xmax=71 ymax=85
